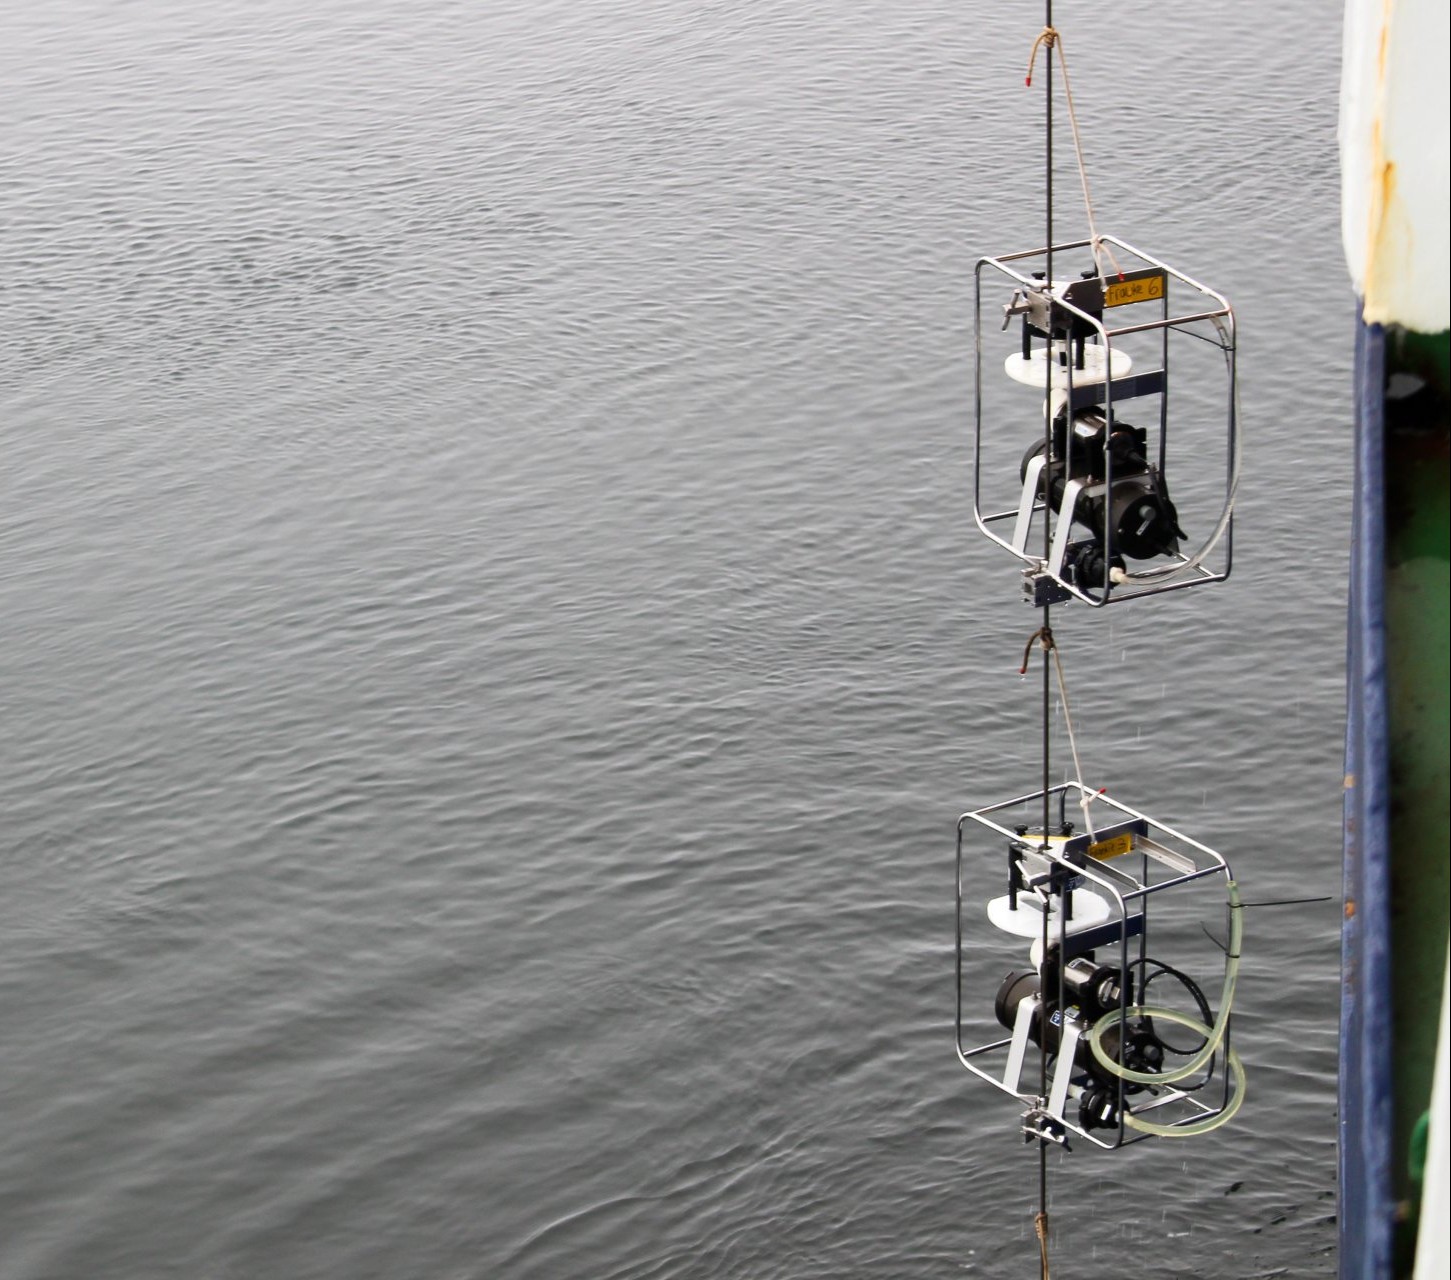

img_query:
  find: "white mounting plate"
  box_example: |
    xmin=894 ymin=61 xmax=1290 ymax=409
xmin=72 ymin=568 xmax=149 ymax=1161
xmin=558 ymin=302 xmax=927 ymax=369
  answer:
xmin=986 ymin=887 xmax=1112 ymax=938
xmin=1003 ymin=342 xmax=1132 ymax=389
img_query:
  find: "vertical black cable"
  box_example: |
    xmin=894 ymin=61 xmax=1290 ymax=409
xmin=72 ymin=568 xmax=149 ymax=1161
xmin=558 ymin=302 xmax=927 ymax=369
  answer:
xmin=1040 ymin=11 xmax=1055 ymax=846
xmin=1037 ymin=0 xmax=1054 ymax=1265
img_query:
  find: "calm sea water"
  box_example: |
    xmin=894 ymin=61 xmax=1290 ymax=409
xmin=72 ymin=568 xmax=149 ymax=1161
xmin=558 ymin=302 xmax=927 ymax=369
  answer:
xmin=1 ymin=2 xmax=1348 ymax=1276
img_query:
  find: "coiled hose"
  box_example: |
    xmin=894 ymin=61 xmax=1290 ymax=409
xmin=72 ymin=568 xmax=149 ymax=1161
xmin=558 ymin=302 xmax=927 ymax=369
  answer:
xmin=1083 ymin=878 xmax=1246 ymax=1136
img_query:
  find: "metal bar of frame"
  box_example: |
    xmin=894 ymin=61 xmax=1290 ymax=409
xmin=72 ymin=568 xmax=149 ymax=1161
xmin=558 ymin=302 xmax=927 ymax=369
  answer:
xmin=1159 ymin=264 xmax=1171 ymax=478
xmin=1223 ymin=325 xmax=1238 ymax=580
xmin=1105 ymin=310 xmax=1230 ymax=339
xmin=966 ymin=781 xmax=1236 ymax=880
xmin=1102 ymin=231 xmax=1241 ymax=598
xmin=956 ymin=1037 xmax=1221 ymax=1150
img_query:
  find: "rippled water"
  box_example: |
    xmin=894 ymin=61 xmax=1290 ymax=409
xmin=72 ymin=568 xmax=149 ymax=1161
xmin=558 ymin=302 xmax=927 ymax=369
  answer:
xmin=1 ymin=2 xmax=1348 ymax=1276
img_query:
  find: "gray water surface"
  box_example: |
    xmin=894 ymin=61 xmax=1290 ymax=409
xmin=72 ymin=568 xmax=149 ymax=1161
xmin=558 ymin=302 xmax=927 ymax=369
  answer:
xmin=2 ymin=3 xmax=1347 ymax=1276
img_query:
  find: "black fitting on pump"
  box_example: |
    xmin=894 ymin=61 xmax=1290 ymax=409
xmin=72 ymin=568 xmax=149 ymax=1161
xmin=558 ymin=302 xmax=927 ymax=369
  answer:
xmin=993 ymin=954 xmax=1165 ymax=1089
xmin=1021 ymin=406 xmax=1185 ymax=572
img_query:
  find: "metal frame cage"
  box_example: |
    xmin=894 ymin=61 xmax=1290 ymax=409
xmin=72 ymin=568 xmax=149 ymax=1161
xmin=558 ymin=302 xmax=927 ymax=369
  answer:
xmin=954 ymin=782 xmax=1238 ymax=1149
xmin=973 ymin=234 xmax=1239 ymax=608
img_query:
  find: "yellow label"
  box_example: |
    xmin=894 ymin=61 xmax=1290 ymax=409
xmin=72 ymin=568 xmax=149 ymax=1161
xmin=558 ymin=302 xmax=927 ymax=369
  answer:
xmin=1104 ymin=273 xmax=1165 ymax=308
xmin=1087 ymin=832 xmax=1135 ymax=861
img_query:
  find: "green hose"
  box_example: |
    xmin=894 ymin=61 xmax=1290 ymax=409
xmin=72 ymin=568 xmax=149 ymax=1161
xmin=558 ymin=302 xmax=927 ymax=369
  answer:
xmin=1117 ymin=1009 xmax=1246 ymax=1136
xmin=1083 ymin=878 xmax=1245 ymax=1135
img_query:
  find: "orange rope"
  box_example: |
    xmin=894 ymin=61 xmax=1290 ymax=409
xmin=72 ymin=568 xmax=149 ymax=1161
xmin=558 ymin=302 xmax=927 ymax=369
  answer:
xmin=1024 ymin=27 xmax=1124 ymax=284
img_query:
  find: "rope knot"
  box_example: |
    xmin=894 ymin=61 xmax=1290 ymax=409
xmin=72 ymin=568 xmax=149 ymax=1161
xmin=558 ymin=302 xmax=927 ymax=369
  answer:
xmin=1018 ymin=625 xmax=1055 ymax=676
xmin=1025 ymin=27 xmax=1059 ymax=85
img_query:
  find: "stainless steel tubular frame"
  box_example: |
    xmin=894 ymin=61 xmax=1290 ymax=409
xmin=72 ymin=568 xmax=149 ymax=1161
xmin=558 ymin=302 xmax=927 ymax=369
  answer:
xmin=972 ymin=235 xmax=1238 ymax=607
xmin=954 ymin=782 xmax=1236 ymax=1148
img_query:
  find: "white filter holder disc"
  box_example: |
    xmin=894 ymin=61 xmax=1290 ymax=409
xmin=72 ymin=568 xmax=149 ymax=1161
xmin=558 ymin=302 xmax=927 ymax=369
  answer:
xmin=987 ymin=888 xmax=1112 ymax=939
xmin=1004 ymin=343 xmax=1132 ymax=390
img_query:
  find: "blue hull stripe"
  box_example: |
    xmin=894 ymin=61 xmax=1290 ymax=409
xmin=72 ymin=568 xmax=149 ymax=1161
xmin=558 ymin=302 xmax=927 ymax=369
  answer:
xmin=1340 ymin=311 xmax=1395 ymax=1279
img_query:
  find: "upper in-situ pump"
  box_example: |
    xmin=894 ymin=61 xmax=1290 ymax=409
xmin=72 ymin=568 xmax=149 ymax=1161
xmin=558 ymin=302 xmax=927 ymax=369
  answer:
xmin=971 ymin=243 xmax=1239 ymax=609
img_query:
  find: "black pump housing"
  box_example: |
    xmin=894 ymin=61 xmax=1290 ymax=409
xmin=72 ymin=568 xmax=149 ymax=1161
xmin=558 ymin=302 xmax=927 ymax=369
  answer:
xmin=1021 ymin=407 xmax=1186 ymax=566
